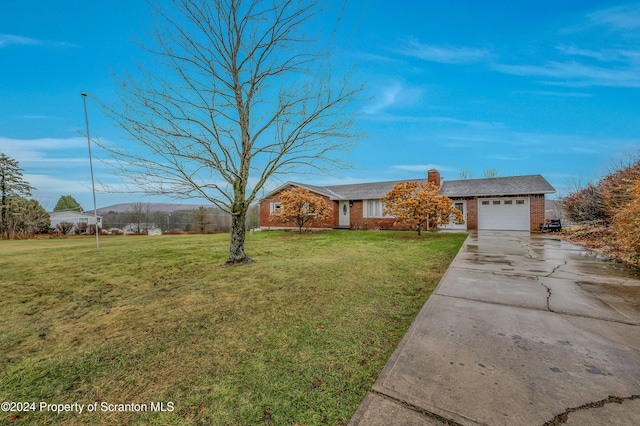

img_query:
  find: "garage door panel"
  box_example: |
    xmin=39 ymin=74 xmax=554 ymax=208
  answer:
xmin=478 ymin=198 xmax=529 ymax=231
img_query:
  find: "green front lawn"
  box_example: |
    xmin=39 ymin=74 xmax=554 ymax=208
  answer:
xmin=0 ymin=231 xmax=466 ymax=425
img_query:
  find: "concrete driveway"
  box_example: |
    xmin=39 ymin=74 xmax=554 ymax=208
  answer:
xmin=350 ymin=231 xmax=640 ymax=426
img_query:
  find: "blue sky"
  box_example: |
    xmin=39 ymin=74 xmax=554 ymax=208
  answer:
xmin=1 ymin=1 xmax=639 ymax=210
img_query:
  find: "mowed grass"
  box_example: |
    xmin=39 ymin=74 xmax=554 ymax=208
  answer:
xmin=0 ymin=230 xmax=466 ymax=425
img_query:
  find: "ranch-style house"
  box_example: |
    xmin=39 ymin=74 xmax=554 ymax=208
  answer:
xmin=259 ymin=169 xmax=555 ymax=232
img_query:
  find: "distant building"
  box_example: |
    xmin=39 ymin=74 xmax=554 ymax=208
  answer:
xmin=122 ymin=223 xmax=160 ymax=234
xmin=49 ymin=211 xmax=102 ymax=234
xmin=147 ymin=228 xmax=162 ymax=236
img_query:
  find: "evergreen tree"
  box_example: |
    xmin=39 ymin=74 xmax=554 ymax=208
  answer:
xmin=54 ymin=195 xmax=83 ymax=212
xmin=5 ymin=196 xmax=50 ymax=238
xmin=0 ymin=153 xmax=35 ymax=239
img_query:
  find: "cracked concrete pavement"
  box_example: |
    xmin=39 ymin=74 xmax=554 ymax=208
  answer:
xmin=349 ymin=231 xmax=640 ymax=425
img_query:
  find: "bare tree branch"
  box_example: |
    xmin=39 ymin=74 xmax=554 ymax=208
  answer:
xmin=97 ymin=0 xmax=362 ymax=263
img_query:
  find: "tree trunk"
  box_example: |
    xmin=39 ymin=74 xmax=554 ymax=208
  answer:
xmin=227 ymin=209 xmax=251 ymax=264
xmin=1 ymin=179 xmax=6 ymax=239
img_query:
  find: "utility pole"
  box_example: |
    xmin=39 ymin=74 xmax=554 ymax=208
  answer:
xmin=81 ymin=92 xmax=99 ymax=252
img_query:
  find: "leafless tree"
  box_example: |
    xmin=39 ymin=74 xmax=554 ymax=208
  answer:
xmin=129 ymin=202 xmax=150 ymax=233
xmin=98 ymin=0 xmax=362 ymax=263
xmin=481 ymin=167 xmax=501 ymax=178
xmin=458 ymin=168 xmax=473 ymax=180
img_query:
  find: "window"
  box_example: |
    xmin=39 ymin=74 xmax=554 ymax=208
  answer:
xmin=504 ymin=200 xmax=513 ymax=205
xmin=367 ymin=200 xmax=382 ymax=217
xmin=481 ymin=200 xmax=490 ymax=205
xmin=454 ymin=202 xmax=464 ymax=224
xmin=270 ymin=202 xmax=281 ymax=213
xmin=493 ymin=200 xmax=501 ymax=205
xmin=516 ymin=199 xmax=525 ymax=205
xmin=78 ymin=217 xmax=89 ymax=224
xmin=363 ymin=200 xmax=391 ymax=218
xmin=303 ymin=202 xmax=317 ymax=216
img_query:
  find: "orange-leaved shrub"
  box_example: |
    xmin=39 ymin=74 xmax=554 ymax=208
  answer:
xmin=269 ymin=187 xmax=331 ymax=232
xmin=610 ymin=178 xmax=640 ymax=257
xmin=563 ymin=158 xmax=640 ymax=226
xmin=380 ymin=181 xmax=463 ymax=235
xmin=600 ymin=159 xmax=640 ymax=219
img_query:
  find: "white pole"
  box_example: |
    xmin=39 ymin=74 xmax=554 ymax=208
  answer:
xmin=81 ymin=92 xmax=99 ymax=252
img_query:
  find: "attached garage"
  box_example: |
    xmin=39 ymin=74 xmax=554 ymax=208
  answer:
xmin=478 ymin=197 xmax=530 ymax=231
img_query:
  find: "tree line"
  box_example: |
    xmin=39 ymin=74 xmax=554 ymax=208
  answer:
xmin=0 ymin=153 xmax=261 ymax=239
xmin=101 ymin=203 xmax=259 ymax=234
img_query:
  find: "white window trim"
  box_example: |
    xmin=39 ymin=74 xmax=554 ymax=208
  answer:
xmin=270 ymin=202 xmax=281 ymax=214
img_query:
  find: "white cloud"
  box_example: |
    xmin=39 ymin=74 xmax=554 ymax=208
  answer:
xmin=493 ymin=61 xmax=640 ymax=87
xmin=511 ymin=89 xmax=592 ymax=98
xmin=586 ymin=4 xmax=640 ymax=31
xmin=0 ymin=34 xmax=40 ymax=47
xmin=1 ymin=136 xmax=85 ymax=150
xmin=484 ymin=154 xmax=529 ymax=161
xmin=354 ymin=51 xmax=403 ymax=64
xmin=392 ymin=164 xmax=455 ymax=173
xmin=556 ymin=45 xmax=640 ymax=63
xmin=556 ymin=45 xmax=608 ymax=61
xmin=0 ymin=33 xmax=77 ymax=48
xmin=362 ymin=82 xmax=422 ymax=115
xmin=397 ymin=39 xmax=490 ymax=64
xmin=0 ymin=137 xmax=89 ymax=170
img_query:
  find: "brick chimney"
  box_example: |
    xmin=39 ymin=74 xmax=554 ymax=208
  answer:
xmin=428 ymin=169 xmax=441 ymax=187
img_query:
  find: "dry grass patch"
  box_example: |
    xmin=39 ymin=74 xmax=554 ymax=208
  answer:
xmin=0 ymin=231 xmax=466 ymax=425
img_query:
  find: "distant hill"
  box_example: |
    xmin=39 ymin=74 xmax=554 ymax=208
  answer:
xmin=96 ymin=202 xmax=212 ymax=215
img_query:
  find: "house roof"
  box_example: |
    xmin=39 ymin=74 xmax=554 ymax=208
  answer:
xmin=262 ymin=174 xmax=555 ymax=201
xmin=49 ymin=211 xmax=103 ymax=219
xmin=323 ymin=179 xmax=432 ymax=200
xmin=441 ymin=175 xmax=556 ymax=197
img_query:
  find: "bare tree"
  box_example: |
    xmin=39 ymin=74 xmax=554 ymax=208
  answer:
xmin=458 ymin=168 xmax=473 ymax=180
xmin=129 ymin=202 xmax=150 ymax=233
xmin=98 ymin=0 xmax=362 ymax=263
xmin=481 ymin=168 xmax=500 ymax=178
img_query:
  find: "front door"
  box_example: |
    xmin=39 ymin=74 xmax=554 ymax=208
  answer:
xmin=339 ymin=201 xmax=350 ymax=227
xmin=441 ymin=200 xmax=467 ymax=230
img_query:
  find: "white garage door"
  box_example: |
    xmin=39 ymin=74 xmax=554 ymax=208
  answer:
xmin=478 ymin=197 xmax=530 ymax=231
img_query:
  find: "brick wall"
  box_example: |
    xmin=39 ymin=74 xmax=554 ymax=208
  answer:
xmin=530 ymin=194 xmax=546 ymax=231
xmin=464 ymin=197 xmax=478 ymax=230
xmin=259 ymin=191 xmax=337 ymax=229
xmin=350 ymin=200 xmax=420 ymax=231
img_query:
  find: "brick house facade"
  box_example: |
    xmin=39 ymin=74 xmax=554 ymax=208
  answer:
xmin=259 ymin=170 xmax=555 ymax=232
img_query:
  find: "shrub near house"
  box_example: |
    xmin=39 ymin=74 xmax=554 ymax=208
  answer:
xmin=381 ymin=181 xmax=464 ymax=235
xmin=562 ymin=157 xmax=640 ymax=261
xmin=269 ymin=187 xmax=331 ymax=232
